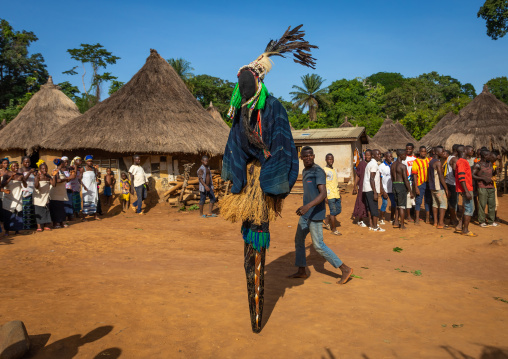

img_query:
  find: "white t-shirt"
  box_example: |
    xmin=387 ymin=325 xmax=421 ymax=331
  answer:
xmin=378 ymin=162 xmax=392 ymax=193
xmin=403 ymin=155 xmax=416 ymax=183
xmin=129 ymin=165 xmax=148 ymax=187
xmin=363 ymin=159 xmax=380 ymax=193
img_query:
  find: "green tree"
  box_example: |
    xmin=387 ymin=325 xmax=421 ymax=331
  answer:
xmin=290 ymin=74 xmax=328 ymax=122
xmin=0 ymin=19 xmax=48 ymax=112
xmin=167 ymin=58 xmax=194 ymax=89
xmin=108 ymin=80 xmax=124 ymax=95
xmin=478 ymin=0 xmax=508 ymax=39
xmin=63 ymin=43 xmax=120 ymax=103
xmin=366 ymin=72 xmax=405 ymax=94
xmin=58 ymin=81 xmax=80 ymax=101
xmin=189 ymin=74 xmax=235 ymax=117
xmin=486 ymin=76 xmax=508 ymax=104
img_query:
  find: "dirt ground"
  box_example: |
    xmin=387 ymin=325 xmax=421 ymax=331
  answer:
xmin=1 ymin=187 xmax=507 ymax=359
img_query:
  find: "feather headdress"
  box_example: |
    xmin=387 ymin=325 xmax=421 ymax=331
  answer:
xmin=237 ymin=24 xmax=318 ymax=79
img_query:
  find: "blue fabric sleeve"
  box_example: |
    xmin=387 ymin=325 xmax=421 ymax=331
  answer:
xmin=316 ymin=167 xmax=326 ymax=186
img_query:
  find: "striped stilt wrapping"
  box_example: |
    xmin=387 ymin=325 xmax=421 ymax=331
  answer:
xmin=244 ymin=242 xmax=266 ymax=333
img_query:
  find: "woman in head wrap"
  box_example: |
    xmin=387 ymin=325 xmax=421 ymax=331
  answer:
xmin=33 ymin=162 xmax=55 ymax=231
xmin=49 ymin=157 xmax=76 ymax=228
xmin=60 ymin=156 xmax=75 ymax=222
xmin=69 ymin=156 xmax=83 ymax=218
xmin=2 ymin=161 xmax=27 ymax=235
xmin=81 ymin=155 xmax=100 ymax=220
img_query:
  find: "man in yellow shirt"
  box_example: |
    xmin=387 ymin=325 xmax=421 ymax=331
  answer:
xmin=323 ymin=154 xmax=342 ymax=235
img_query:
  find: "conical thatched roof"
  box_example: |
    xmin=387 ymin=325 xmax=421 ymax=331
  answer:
xmin=372 ymin=116 xmax=416 ymax=150
xmin=0 ymin=76 xmax=81 ymax=155
xmin=339 ymin=116 xmax=353 ymax=128
xmin=42 ymin=49 xmax=229 ymax=155
xmin=419 ymin=112 xmax=457 ymax=146
xmin=395 ymin=120 xmax=416 ymax=143
xmin=364 ymin=136 xmax=388 ymax=153
xmin=424 ymin=85 xmax=508 ymax=152
xmin=206 ymin=102 xmax=228 ymax=128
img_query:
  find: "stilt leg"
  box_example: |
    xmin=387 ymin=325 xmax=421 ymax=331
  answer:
xmin=244 ymin=242 xmax=266 ymax=333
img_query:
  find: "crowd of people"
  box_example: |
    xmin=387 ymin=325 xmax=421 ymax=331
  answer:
xmin=0 ymin=154 xmax=149 ymax=236
xmin=349 ymin=143 xmax=501 ymax=236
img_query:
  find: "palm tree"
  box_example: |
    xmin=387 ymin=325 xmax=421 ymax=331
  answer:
xmin=290 ymin=74 xmax=328 ymax=122
xmin=166 ymin=58 xmax=195 ymax=84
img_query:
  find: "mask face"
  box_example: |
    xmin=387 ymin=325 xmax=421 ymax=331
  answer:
xmin=238 ymin=70 xmax=257 ymax=101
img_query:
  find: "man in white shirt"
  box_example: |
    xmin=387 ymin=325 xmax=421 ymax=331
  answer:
xmin=402 ymin=143 xmax=416 ymax=221
xmin=129 ymin=155 xmax=149 ymax=214
xmin=363 ymin=149 xmax=385 ymax=232
xmin=378 ymin=151 xmax=395 ymax=224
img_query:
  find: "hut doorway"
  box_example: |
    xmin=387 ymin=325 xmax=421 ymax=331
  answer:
xmin=28 ymin=150 xmax=40 ymax=168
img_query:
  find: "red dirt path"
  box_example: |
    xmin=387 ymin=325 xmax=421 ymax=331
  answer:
xmin=1 ymin=188 xmax=507 ymax=358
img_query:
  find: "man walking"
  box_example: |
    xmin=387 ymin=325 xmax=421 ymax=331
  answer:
xmin=444 ymin=144 xmax=459 ymax=226
xmin=129 ymin=155 xmax=149 ymax=215
xmin=403 ymin=143 xmax=416 ymax=221
xmin=289 ymin=146 xmax=353 ymax=284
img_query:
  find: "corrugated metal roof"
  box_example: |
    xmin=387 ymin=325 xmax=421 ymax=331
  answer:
xmin=291 ymin=127 xmax=366 ymax=142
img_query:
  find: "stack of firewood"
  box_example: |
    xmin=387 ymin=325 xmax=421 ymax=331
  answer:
xmin=163 ymin=168 xmax=230 ymax=207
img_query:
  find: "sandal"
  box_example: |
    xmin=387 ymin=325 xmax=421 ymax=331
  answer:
xmin=332 ymin=230 xmax=342 ymax=236
xmin=371 ymin=226 xmax=386 ymax=232
xmin=36 ymin=228 xmax=43 ymax=232
xmin=201 ymin=215 xmax=207 ymax=218
xmin=461 ymin=231 xmax=478 ymax=237
xmin=44 ymin=227 xmax=52 ymax=231
xmin=323 ymin=223 xmax=331 ymax=230
xmin=208 ymin=214 xmax=217 ymax=217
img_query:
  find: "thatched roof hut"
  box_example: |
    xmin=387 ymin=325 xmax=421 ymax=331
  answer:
xmin=394 ymin=120 xmax=416 ymax=145
xmin=423 ymin=85 xmax=508 ymax=153
xmin=419 ymin=112 xmax=457 ymax=147
xmin=206 ymin=102 xmax=228 ymax=128
xmin=372 ymin=116 xmax=417 ymax=150
xmin=42 ymin=49 xmax=229 ymax=155
xmin=364 ymin=136 xmax=388 ymax=153
xmin=339 ymin=116 xmax=354 ymax=128
xmin=0 ymin=76 xmax=81 ymax=155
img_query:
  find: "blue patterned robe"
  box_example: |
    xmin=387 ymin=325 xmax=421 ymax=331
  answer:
xmin=222 ymin=95 xmax=299 ymax=198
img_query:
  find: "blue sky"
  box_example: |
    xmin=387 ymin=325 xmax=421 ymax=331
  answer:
xmin=3 ymin=0 xmax=507 ymax=100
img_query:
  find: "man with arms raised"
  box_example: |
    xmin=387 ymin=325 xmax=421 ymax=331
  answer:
xmin=289 ymin=146 xmax=353 ymax=284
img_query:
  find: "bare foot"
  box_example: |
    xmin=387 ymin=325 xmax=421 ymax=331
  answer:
xmin=414 ymin=221 xmax=420 ymax=226
xmin=393 ymin=221 xmax=400 ymax=228
xmin=338 ymin=266 xmax=353 ymax=284
xmin=400 ymin=226 xmax=408 ymax=230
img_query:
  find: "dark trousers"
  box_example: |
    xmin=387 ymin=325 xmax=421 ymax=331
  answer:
xmin=132 ymin=185 xmax=146 ymax=213
xmin=478 ymin=187 xmax=496 ymax=224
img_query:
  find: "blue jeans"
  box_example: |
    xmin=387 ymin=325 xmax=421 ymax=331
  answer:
xmin=327 ymin=198 xmax=341 ymax=216
xmin=132 ymin=185 xmax=146 ymax=213
xmin=381 ymin=193 xmax=395 ymax=212
xmin=295 ymin=217 xmax=343 ymax=268
xmin=415 ymin=182 xmax=432 ymax=212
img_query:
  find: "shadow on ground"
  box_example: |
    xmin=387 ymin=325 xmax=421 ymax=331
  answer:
xmin=22 ymin=325 xmax=121 ymax=359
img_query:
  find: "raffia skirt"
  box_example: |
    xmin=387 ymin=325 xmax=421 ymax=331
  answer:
xmin=219 ymin=161 xmax=283 ymax=226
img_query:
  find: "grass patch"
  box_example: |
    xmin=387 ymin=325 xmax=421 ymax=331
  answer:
xmin=350 ymin=274 xmax=363 ymax=279
xmin=393 ymin=247 xmax=403 ymax=253
xmin=494 ymin=297 xmax=508 ymax=303
xmin=412 ymin=270 xmax=422 ymax=276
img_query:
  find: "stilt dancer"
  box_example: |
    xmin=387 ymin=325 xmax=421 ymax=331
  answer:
xmin=220 ymin=25 xmax=318 ymax=333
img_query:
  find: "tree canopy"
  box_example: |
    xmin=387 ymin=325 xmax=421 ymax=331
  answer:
xmin=478 ymin=0 xmax=508 ymax=40
xmin=0 ymin=18 xmax=48 ymax=122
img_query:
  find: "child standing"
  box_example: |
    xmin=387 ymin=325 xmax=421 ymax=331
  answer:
xmin=120 ymin=172 xmax=131 ymax=212
xmin=104 ymin=168 xmax=116 ymax=206
xmin=33 ymin=163 xmax=55 ymax=231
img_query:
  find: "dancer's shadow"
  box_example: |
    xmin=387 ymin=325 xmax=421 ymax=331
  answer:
xmin=25 ymin=325 xmax=116 ymax=359
xmin=263 ymin=243 xmax=344 ymax=329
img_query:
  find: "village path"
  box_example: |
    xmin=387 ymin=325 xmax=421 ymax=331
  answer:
xmin=1 ymin=188 xmax=507 ymax=358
